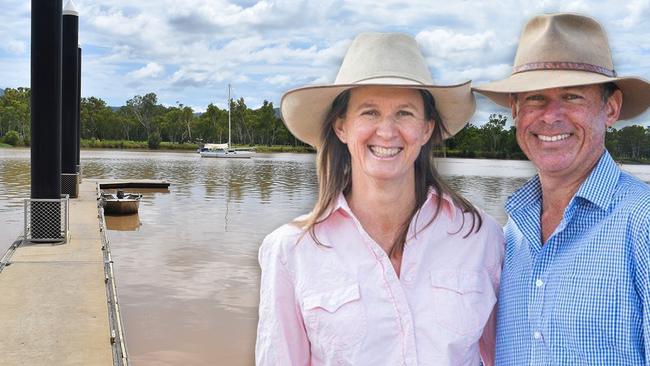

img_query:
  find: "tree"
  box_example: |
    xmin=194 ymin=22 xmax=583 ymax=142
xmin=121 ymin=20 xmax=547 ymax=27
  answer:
xmin=449 ymin=124 xmax=482 ymax=156
xmin=126 ymin=93 xmax=159 ymax=139
xmin=80 ymin=97 xmax=114 ymax=140
xmin=618 ymin=125 xmax=647 ymax=160
xmin=0 ymin=87 xmax=30 ymax=141
xmin=480 ymin=114 xmax=508 ymax=153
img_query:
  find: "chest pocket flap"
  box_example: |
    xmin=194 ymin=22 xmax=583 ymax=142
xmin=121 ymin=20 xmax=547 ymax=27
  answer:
xmin=303 ymin=283 xmax=361 ymax=313
xmin=430 ymin=270 xmax=484 ymax=294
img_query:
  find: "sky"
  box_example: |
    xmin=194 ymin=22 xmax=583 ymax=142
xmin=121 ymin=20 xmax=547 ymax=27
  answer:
xmin=1 ymin=0 xmax=649 ymax=127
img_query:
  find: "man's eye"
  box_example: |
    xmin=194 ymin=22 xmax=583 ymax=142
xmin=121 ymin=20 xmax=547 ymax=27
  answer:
xmin=525 ymin=95 xmax=545 ymax=102
xmin=565 ymin=94 xmax=582 ymax=100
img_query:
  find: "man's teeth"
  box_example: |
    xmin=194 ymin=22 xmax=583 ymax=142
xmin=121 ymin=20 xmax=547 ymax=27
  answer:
xmin=370 ymin=146 xmax=401 ymax=157
xmin=537 ymin=133 xmax=570 ymax=142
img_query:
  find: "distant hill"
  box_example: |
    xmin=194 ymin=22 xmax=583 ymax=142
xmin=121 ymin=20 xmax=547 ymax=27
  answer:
xmin=0 ymin=88 xmax=4 ymax=97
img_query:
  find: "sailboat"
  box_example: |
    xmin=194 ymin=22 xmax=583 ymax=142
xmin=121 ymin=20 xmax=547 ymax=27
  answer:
xmin=200 ymin=84 xmax=255 ymax=158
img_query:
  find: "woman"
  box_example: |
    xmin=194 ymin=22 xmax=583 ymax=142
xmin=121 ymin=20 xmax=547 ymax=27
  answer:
xmin=256 ymin=32 xmax=504 ymax=366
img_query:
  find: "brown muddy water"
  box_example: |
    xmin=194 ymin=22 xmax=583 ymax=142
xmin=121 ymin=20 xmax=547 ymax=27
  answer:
xmin=1 ymin=148 xmax=649 ymax=365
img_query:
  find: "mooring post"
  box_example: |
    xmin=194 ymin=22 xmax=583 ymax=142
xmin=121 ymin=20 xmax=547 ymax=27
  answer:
xmin=76 ymin=46 xmax=82 ymax=181
xmin=30 ymin=0 xmax=63 ymax=240
xmin=62 ymin=0 xmax=79 ymax=198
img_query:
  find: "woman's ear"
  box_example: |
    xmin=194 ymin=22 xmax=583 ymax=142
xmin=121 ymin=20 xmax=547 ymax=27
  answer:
xmin=333 ymin=117 xmax=348 ymax=144
xmin=421 ymin=120 xmax=434 ymax=146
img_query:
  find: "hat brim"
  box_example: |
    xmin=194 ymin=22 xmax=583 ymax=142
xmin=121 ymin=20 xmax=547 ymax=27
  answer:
xmin=473 ymin=70 xmax=650 ymax=121
xmin=281 ymin=80 xmax=475 ymax=147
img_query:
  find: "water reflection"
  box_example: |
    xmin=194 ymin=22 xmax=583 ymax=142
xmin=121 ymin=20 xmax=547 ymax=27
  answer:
xmin=1 ymin=149 xmax=649 ymax=365
xmin=105 ymin=214 xmax=141 ymax=231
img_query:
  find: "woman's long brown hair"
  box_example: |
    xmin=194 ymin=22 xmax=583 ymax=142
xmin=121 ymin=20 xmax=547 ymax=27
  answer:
xmin=295 ymin=88 xmax=482 ymax=259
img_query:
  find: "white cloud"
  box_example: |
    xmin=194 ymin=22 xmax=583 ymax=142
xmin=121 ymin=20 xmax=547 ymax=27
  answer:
xmin=263 ymin=75 xmax=292 ymax=86
xmin=2 ymin=40 xmax=26 ymax=55
xmin=0 ymin=0 xmax=648 ymax=128
xmin=619 ymin=0 xmax=650 ymax=28
xmin=127 ymin=62 xmax=164 ymax=79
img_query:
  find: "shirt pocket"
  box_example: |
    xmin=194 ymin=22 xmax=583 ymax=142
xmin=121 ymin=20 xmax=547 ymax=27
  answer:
xmin=302 ymin=283 xmax=366 ymax=355
xmin=551 ymin=274 xmax=618 ymax=352
xmin=429 ymin=270 xmax=496 ymax=336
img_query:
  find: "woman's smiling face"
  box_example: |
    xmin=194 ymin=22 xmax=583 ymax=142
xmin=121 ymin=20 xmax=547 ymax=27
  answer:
xmin=334 ymin=86 xmax=433 ymax=186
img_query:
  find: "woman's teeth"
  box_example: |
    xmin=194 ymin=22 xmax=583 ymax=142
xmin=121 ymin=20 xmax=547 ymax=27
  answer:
xmin=369 ymin=146 xmax=401 ymax=157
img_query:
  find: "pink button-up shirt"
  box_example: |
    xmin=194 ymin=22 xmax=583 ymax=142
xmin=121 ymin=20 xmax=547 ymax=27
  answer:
xmin=256 ymin=191 xmax=504 ymax=366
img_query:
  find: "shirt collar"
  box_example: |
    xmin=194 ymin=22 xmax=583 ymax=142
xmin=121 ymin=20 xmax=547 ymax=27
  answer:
xmin=331 ymin=188 xmax=456 ymax=219
xmin=573 ymin=150 xmax=620 ymax=211
xmin=506 ymin=150 xmax=621 ymax=215
xmin=325 ymin=188 xmax=457 ymax=241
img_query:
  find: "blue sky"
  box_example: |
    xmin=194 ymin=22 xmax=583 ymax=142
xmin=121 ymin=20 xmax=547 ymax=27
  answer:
xmin=1 ymin=0 xmax=649 ymax=127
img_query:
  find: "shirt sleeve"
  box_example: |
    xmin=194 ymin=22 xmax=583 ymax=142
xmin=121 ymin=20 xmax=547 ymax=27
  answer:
xmin=634 ymin=216 xmax=650 ymax=365
xmin=479 ymin=219 xmax=505 ymax=366
xmin=256 ymin=233 xmax=311 ymax=366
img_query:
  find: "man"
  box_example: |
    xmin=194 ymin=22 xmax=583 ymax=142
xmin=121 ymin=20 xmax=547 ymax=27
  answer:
xmin=474 ymin=13 xmax=650 ymax=365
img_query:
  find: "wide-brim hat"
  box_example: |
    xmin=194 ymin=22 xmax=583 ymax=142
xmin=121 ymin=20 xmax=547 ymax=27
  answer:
xmin=281 ymin=32 xmax=476 ymax=147
xmin=474 ymin=13 xmax=650 ymax=121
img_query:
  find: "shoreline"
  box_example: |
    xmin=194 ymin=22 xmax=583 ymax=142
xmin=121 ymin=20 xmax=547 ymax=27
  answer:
xmin=2 ymin=144 xmax=650 ymax=164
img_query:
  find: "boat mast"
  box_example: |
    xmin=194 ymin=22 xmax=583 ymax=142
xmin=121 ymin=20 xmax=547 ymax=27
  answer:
xmin=228 ymin=84 xmax=231 ymax=148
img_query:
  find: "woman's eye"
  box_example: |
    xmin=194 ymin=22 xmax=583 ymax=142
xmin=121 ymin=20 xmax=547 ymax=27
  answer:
xmin=361 ymin=110 xmax=379 ymax=117
xmin=397 ymin=110 xmax=414 ymax=117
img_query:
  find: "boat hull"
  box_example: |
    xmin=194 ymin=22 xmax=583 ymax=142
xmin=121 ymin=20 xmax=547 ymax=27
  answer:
xmin=200 ymin=150 xmax=254 ymax=158
xmin=101 ymin=193 xmax=142 ymax=215
xmin=103 ymin=199 xmax=140 ymax=215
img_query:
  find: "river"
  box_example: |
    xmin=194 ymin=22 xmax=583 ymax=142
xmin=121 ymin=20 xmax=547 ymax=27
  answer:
xmin=1 ymin=148 xmax=649 ymax=365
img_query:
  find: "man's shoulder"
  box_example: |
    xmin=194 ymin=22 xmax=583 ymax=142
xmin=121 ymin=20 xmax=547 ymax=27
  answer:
xmin=615 ymin=172 xmax=650 ymax=215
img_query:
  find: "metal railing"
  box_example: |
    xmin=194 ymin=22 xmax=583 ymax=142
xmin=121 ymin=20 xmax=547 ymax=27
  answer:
xmin=23 ymin=195 xmax=70 ymax=243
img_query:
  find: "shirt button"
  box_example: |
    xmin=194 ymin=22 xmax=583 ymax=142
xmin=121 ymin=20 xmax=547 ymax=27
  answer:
xmin=535 ymin=279 xmax=544 ymax=288
xmin=533 ymin=331 xmax=542 ymax=340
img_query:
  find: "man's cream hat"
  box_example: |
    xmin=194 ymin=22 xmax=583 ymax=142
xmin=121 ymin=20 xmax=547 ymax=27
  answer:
xmin=474 ymin=13 xmax=650 ymax=120
xmin=281 ymin=32 xmax=476 ymax=147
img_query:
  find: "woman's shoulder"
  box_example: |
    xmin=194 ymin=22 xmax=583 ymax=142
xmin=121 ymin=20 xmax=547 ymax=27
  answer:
xmin=264 ymin=222 xmax=303 ymax=244
xmin=259 ymin=217 xmax=312 ymax=265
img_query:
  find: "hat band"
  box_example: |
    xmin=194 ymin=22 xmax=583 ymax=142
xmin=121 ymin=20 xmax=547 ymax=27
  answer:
xmin=513 ymin=61 xmax=617 ymax=77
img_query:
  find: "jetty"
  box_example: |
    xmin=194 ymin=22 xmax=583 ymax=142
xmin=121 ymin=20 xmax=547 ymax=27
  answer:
xmin=0 ymin=179 xmax=169 ymax=366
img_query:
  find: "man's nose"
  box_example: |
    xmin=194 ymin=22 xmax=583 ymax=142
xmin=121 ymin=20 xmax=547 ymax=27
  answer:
xmin=539 ymin=99 xmax=565 ymax=124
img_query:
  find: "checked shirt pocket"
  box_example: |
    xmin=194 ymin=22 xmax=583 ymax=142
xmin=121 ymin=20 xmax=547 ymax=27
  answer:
xmin=429 ymin=270 xmax=496 ymax=336
xmin=302 ymin=283 xmax=366 ymax=357
xmin=552 ymin=274 xmax=618 ymax=352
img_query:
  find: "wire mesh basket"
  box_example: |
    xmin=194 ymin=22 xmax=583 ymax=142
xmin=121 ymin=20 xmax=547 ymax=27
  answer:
xmin=24 ymin=195 xmax=70 ymax=243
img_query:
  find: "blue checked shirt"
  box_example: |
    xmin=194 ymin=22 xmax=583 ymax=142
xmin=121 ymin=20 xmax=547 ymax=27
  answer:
xmin=495 ymin=151 xmax=650 ymax=365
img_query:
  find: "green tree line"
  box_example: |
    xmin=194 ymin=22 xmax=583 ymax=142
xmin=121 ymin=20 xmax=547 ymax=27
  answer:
xmin=1 ymin=87 xmax=649 ymax=162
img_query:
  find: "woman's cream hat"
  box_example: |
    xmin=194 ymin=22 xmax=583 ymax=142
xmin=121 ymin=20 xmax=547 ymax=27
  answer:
xmin=474 ymin=13 xmax=650 ymax=120
xmin=280 ymin=32 xmax=476 ymax=147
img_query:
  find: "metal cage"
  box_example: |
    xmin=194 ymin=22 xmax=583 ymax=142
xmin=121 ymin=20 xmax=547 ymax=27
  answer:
xmin=24 ymin=195 xmax=70 ymax=243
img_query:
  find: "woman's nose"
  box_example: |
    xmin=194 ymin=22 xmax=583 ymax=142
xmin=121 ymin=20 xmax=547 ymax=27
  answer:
xmin=375 ymin=116 xmax=398 ymax=139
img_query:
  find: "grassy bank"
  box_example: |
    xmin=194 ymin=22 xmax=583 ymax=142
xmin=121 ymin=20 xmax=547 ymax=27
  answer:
xmin=79 ymin=139 xmax=314 ymax=153
xmin=0 ymin=142 xmax=12 ymax=148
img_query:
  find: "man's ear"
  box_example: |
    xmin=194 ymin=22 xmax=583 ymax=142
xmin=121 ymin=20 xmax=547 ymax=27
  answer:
xmin=604 ymin=89 xmax=623 ymax=128
xmin=510 ymin=93 xmax=518 ymax=120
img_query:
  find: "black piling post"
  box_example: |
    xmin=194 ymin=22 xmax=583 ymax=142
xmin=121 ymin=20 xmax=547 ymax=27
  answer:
xmin=62 ymin=0 xmax=79 ymax=197
xmin=76 ymin=46 xmax=82 ymax=176
xmin=31 ymin=0 xmax=63 ymax=240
